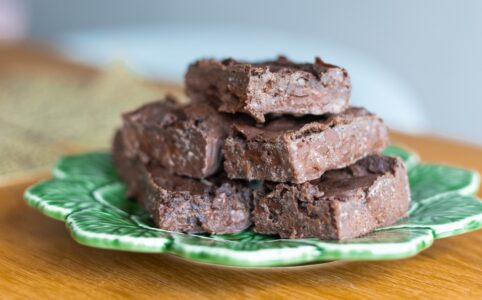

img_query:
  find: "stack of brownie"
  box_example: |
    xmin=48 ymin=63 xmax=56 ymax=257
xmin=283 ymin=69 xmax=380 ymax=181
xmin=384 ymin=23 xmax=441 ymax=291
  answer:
xmin=113 ymin=56 xmax=410 ymax=240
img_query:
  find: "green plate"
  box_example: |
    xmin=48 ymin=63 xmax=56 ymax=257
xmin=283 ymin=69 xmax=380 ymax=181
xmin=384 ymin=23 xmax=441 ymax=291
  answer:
xmin=24 ymin=146 xmax=482 ymax=267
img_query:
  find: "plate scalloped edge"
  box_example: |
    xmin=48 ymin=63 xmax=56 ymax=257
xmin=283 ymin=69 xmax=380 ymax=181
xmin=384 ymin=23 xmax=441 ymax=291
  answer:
xmin=23 ymin=145 xmax=482 ymax=267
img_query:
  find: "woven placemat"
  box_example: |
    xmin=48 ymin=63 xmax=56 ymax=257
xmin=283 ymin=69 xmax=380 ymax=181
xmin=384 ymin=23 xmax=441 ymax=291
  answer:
xmin=0 ymin=64 xmax=184 ymax=184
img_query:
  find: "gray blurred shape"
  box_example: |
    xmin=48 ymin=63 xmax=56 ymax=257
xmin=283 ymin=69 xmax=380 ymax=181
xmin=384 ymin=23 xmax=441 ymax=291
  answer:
xmin=26 ymin=0 xmax=482 ymax=144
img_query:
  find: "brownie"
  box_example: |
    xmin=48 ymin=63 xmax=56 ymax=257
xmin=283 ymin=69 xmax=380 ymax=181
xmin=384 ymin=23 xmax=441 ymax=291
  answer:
xmin=121 ymin=96 xmax=235 ymax=178
xmin=185 ymin=56 xmax=351 ymax=122
xmin=224 ymin=107 xmax=389 ymax=183
xmin=253 ymin=155 xmax=410 ymax=240
xmin=113 ymin=131 xmax=253 ymax=234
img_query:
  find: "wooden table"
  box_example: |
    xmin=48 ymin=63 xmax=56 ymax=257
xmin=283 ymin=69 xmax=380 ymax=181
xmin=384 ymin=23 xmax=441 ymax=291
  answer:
xmin=0 ymin=44 xmax=481 ymax=299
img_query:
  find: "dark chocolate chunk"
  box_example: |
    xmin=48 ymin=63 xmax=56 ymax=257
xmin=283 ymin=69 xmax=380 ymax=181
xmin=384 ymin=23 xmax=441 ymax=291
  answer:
xmin=113 ymin=130 xmax=253 ymax=234
xmin=121 ymin=96 xmax=235 ymax=178
xmin=224 ymin=107 xmax=389 ymax=183
xmin=253 ymin=155 xmax=410 ymax=240
xmin=185 ymin=56 xmax=351 ymax=122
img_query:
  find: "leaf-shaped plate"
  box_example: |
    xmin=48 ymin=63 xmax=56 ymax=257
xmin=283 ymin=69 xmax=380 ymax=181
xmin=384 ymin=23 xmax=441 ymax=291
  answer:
xmin=24 ymin=145 xmax=482 ymax=267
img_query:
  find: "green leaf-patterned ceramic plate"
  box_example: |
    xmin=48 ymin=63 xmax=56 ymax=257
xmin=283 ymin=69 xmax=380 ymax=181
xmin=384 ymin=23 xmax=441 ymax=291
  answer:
xmin=24 ymin=145 xmax=482 ymax=267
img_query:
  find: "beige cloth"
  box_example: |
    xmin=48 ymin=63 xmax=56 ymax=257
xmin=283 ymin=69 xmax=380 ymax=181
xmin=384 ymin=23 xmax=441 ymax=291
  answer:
xmin=0 ymin=64 xmax=183 ymax=184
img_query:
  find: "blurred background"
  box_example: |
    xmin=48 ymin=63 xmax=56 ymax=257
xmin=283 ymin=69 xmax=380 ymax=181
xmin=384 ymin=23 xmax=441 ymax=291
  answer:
xmin=1 ymin=0 xmax=481 ymax=182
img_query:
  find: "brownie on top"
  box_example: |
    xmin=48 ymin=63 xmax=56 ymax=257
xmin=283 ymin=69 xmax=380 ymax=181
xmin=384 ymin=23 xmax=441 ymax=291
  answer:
xmin=185 ymin=56 xmax=351 ymax=122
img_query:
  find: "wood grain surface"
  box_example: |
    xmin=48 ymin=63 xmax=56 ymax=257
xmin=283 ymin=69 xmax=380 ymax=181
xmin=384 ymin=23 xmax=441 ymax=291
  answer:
xmin=0 ymin=44 xmax=481 ymax=299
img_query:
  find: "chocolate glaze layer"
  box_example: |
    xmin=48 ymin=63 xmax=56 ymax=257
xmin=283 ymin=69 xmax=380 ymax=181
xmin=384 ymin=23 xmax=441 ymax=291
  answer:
xmin=185 ymin=56 xmax=351 ymax=122
xmin=113 ymin=131 xmax=253 ymax=234
xmin=121 ymin=96 xmax=235 ymax=178
xmin=224 ymin=107 xmax=389 ymax=183
xmin=253 ymin=155 xmax=410 ymax=240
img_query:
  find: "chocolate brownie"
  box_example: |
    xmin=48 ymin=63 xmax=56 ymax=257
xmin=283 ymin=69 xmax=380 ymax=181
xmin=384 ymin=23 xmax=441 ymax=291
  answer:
xmin=224 ymin=107 xmax=389 ymax=183
xmin=121 ymin=96 xmax=235 ymax=178
xmin=253 ymin=155 xmax=410 ymax=240
xmin=185 ymin=56 xmax=351 ymax=122
xmin=113 ymin=130 xmax=253 ymax=234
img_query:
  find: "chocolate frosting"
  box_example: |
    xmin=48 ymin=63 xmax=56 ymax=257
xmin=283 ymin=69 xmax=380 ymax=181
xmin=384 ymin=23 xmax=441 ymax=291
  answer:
xmin=220 ymin=56 xmax=339 ymax=79
xmin=122 ymin=95 xmax=182 ymax=128
xmin=232 ymin=107 xmax=372 ymax=142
